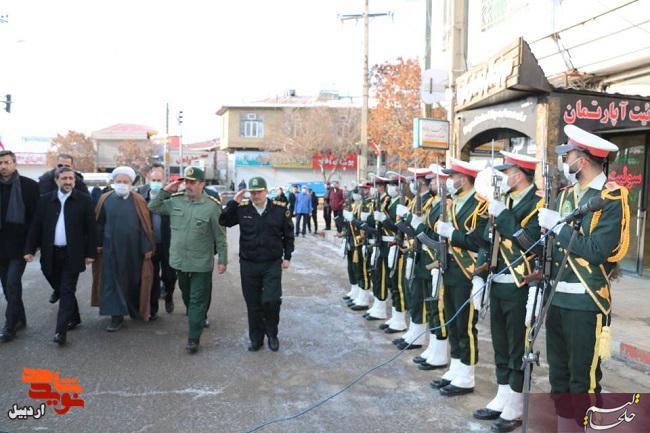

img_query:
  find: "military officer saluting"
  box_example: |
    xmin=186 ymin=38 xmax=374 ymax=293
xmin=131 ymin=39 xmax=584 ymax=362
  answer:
xmin=471 ymin=151 xmax=542 ymax=433
xmin=220 ymin=177 xmax=294 ymax=352
xmin=148 ymin=166 xmax=228 ymax=354
xmin=431 ymin=158 xmax=488 ymax=397
xmin=538 ymin=125 xmax=630 ymax=428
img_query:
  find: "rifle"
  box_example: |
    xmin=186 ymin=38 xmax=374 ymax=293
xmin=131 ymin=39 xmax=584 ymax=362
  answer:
xmin=482 ymin=142 xmax=501 ymax=315
xmin=521 ymin=155 xmax=557 ymax=433
xmin=387 ymin=172 xmax=404 ymax=277
xmin=406 ymin=177 xmax=423 ymax=285
xmin=371 ymin=176 xmax=383 ymax=271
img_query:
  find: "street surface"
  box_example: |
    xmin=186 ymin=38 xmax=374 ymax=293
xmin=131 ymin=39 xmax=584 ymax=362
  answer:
xmin=1 ymin=227 xmax=649 ymax=433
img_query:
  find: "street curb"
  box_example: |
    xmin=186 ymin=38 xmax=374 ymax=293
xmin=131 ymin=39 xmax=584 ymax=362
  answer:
xmin=612 ymin=340 xmax=650 ymax=373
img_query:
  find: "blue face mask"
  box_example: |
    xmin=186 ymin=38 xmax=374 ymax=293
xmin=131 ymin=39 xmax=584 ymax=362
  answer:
xmin=149 ymin=181 xmax=163 ymax=192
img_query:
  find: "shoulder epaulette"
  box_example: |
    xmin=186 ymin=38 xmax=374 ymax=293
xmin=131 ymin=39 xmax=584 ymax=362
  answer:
xmin=272 ymin=200 xmax=287 ymax=207
xmin=239 ymin=199 xmax=250 ymax=206
xmin=208 ymin=195 xmax=222 ymax=206
xmin=171 ymin=192 xmax=184 ymax=197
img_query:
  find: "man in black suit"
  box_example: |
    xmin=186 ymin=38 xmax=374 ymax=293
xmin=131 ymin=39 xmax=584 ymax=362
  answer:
xmin=24 ymin=167 xmax=97 ymax=345
xmin=0 ymin=150 xmax=40 ymax=343
xmin=137 ymin=163 xmax=176 ymax=317
xmin=38 ymin=153 xmax=89 ymax=196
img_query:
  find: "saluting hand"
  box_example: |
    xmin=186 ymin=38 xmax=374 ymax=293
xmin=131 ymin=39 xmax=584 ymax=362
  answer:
xmin=234 ymin=188 xmax=248 ymax=204
xmin=164 ymin=180 xmax=183 ymax=193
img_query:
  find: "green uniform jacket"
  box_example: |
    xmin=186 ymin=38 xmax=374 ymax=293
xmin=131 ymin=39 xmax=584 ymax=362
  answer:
xmin=551 ymin=179 xmax=629 ymax=314
xmin=148 ymin=190 xmax=228 ymax=272
xmin=448 ymin=191 xmax=488 ymax=280
xmin=475 ymin=186 xmax=543 ymax=299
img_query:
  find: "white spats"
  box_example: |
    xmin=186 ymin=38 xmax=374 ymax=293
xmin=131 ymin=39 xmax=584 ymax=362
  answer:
xmin=425 ymin=338 xmax=449 ymax=367
xmin=450 ymin=362 xmax=475 ymax=389
xmin=500 ymin=391 xmax=523 ymax=421
xmin=486 ymin=384 xmax=511 ymax=412
xmin=388 ymin=310 xmax=407 ymax=331
xmin=405 ymin=322 xmax=428 ymax=345
xmin=441 ymin=357 xmax=461 ymax=381
xmin=367 ymin=298 xmax=388 ymax=319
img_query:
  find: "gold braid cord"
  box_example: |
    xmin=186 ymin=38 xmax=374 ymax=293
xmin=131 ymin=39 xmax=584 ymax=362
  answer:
xmin=521 ymin=198 xmax=544 ymax=227
xmin=589 ymin=187 xmax=631 ymax=262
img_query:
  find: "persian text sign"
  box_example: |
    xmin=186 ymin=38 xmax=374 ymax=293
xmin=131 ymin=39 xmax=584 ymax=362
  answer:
xmin=561 ymin=95 xmax=650 ymax=130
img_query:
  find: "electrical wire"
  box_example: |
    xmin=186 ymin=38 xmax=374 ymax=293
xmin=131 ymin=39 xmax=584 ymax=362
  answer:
xmin=243 ymin=230 xmax=552 ymax=433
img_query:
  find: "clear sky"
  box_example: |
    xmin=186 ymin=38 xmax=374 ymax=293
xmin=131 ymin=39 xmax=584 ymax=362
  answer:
xmin=0 ymin=0 xmax=445 ymax=144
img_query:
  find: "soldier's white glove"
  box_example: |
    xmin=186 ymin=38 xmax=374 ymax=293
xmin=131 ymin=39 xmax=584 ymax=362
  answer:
xmin=360 ymin=211 xmax=370 ymax=222
xmin=525 ymin=286 xmax=542 ymax=327
xmin=430 ymin=268 xmax=441 ymax=298
xmin=343 ymin=210 xmax=354 ymax=222
xmin=489 ymin=200 xmax=506 ymax=218
xmin=373 ymin=211 xmax=386 ymax=223
xmin=435 ymin=221 xmax=455 ymax=239
xmin=396 ymin=204 xmax=410 ymax=218
xmin=410 ymin=214 xmax=424 ymax=230
xmin=471 ymin=276 xmax=484 ymax=311
xmin=538 ymin=208 xmax=564 ymax=234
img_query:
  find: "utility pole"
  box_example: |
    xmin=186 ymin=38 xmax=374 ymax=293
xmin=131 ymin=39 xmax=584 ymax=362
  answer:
xmin=448 ymin=0 xmax=468 ymax=159
xmin=177 ymin=110 xmax=184 ymax=175
xmin=164 ymin=102 xmax=170 ymax=178
xmin=424 ymin=0 xmax=432 ymax=119
xmin=339 ymin=2 xmax=392 ymax=181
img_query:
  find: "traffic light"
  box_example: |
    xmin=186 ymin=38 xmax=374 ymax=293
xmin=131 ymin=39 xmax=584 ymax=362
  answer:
xmin=3 ymin=94 xmax=11 ymax=113
xmin=177 ymin=110 xmax=183 ymax=125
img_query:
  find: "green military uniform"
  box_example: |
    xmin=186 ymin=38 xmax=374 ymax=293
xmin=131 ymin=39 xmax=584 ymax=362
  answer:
xmin=386 ymin=195 xmax=411 ymax=318
xmin=351 ymin=197 xmax=373 ymax=294
xmin=444 ymin=189 xmax=487 ymax=369
xmin=475 ymin=184 xmax=542 ymax=394
xmin=369 ymin=192 xmax=392 ymax=304
xmin=547 ymin=173 xmax=629 ymax=417
xmin=148 ymin=168 xmax=228 ymax=346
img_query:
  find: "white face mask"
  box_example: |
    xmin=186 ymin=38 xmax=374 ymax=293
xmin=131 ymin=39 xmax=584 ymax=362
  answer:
xmin=500 ymin=175 xmax=512 ymax=194
xmin=409 ymin=182 xmax=418 ymax=195
xmin=112 ymin=183 xmax=130 ymax=197
xmin=387 ymin=185 xmax=399 ymax=198
xmin=352 ymin=193 xmax=361 ymax=201
xmin=369 ymin=187 xmax=377 ymax=197
xmin=562 ymin=158 xmax=583 ymax=185
xmin=445 ymin=178 xmax=458 ymax=196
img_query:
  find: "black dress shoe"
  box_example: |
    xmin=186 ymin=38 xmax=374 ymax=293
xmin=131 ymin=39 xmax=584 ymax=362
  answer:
xmin=106 ymin=316 xmax=124 ymax=332
xmin=379 ymin=323 xmax=390 ymax=330
xmin=362 ymin=312 xmax=370 ymax=318
xmin=149 ymin=313 xmax=159 ymax=321
xmin=473 ymin=408 xmax=502 ymax=420
xmin=268 ymin=336 xmax=279 ymax=352
xmin=248 ymin=341 xmax=263 ymax=352
xmin=365 ymin=315 xmax=383 ymax=321
xmin=49 ymin=292 xmax=60 ymax=304
xmin=418 ymin=362 xmax=448 ymax=371
xmin=397 ymin=342 xmax=423 ymax=350
xmin=392 ymin=338 xmax=405 ymax=345
xmin=0 ymin=328 xmax=16 ymax=343
xmin=350 ymin=304 xmax=369 ymax=311
xmin=67 ymin=320 xmax=81 ymax=331
xmin=430 ymin=378 xmax=451 ymax=389
xmin=491 ymin=418 xmax=522 ymax=433
xmin=186 ymin=339 xmax=199 ymax=354
xmin=440 ymin=384 xmax=474 ymax=397
xmin=342 ymin=295 xmax=351 ymax=301
xmin=53 ymin=333 xmax=66 ymax=346
xmin=165 ymin=299 xmax=174 ymax=313
xmin=412 ymin=356 xmax=426 ymax=364
xmin=384 ymin=327 xmax=405 ymax=334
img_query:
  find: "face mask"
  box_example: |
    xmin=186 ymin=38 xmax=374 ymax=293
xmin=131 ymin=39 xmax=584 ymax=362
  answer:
xmin=369 ymin=187 xmax=377 ymax=197
xmin=387 ymin=185 xmax=399 ymax=198
xmin=562 ymin=158 xmax=583 ymax=185
xmin=500 ymin=175 xmax=512 ymax=194
xmin=352 ymin=193 xmax=361 ymax=201
xmin=409 ymin=182 xmax=418 ymax=195
xmin=149 ymin=181 xmax=163 ymax=193
xmin=445 ymin=178 xmax=458 ymax=196
xmin=112 ymin=183 xmax=130 ymax=197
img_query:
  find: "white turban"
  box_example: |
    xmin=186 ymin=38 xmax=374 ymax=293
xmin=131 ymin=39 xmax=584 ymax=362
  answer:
xmin=111 ymin=166 xmax=136 ymax=182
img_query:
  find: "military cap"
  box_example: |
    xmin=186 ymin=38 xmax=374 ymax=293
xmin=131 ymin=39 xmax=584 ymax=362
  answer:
xmin=556 ymin=125 xmax=619 ymax=158
xmin=248 ymin=176 xmax=267 ymax=191
xmin=182 ymin=166 xmax=205 ymax=181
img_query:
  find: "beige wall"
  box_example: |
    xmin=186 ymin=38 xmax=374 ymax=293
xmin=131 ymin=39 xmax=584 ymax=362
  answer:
xmin=219 ymin=107 xmax=286 ymax=151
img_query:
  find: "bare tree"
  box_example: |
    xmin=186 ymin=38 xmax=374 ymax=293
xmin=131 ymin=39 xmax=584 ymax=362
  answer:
xmin=47 ymin=131 xmax=97 ymax=172
xmin=114 ymin=140 xmax=155 ymax=180
xmin=269 ymin=106 xmax=361 ymax=183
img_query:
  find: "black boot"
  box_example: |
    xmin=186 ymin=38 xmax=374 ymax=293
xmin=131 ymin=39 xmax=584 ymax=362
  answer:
xmin=106 ymin=316 xmax=124 ymax=332
xmin=186 ymin=338 xmax=200 ymax=354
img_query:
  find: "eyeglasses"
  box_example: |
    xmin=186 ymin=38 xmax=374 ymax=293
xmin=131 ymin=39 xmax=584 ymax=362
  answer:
xmin=57 ymin=164 xmax=72 ymax=169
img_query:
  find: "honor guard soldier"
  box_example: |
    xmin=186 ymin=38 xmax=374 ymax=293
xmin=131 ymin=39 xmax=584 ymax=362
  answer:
xmin=431 ymin=158 xmax=488 ymax=397
xmin=393 ymin=167 xmax=435 ymax=350
xmin=538 ymin=125 xmax=630 ymax=428
xmin=377 ymin=174 xmax=410 ymax=334
xmin=347 ymin=182 xmax=374 ymax=310
xmin=148 ymin=166 xmax=228 ymax=354
xmin=363 ymin=176 xmax=392 ymax=323
xmin=220 ymin=177 xmax=294 ymax=352
xmin=405 ymin=164 xmax=451 ymax=370
xmin=471 ymin=152 xmax=543 ymax=432
xmin=341 ymin=187 xmax=362 ymax=309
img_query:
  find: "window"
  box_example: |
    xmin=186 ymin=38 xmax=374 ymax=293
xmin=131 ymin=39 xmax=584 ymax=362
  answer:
xmin=239 ymin=113 xmax=264 ymax=138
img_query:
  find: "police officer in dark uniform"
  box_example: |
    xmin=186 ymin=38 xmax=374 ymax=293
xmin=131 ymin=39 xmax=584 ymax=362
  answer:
xmin=220 ymin=176 xmax=295 ymax=352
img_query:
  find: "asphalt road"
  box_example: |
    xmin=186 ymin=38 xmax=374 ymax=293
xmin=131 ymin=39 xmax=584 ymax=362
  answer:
xmin=1 ymin=227 xmax=649 ymax=433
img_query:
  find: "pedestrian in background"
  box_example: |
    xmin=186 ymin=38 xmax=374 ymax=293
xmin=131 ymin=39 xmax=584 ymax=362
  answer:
xmin=323 ymin=181 xmax=332 ymax=230
xmin=219 ymin=176 xmax=294 ymax=352
xmin=294 ymin=185 xmax=312 ymax=238
xmin=138 ymin=163 xmax=177 ymax=317
xmin=24 ymin=167 xmax=97 ymax=345
xmin=38 ymin=153 xmax=89 ymax=197
xmin=275 ymin=187 xmax=288 ymax=204
xmin=327 ymin=180 xmax=344 ymax=233
xmin=148 ymin=166 xmax=228 ymax=354
xmin=0 ymin=150 xmax=40 ymax=343
xmin=287 ymin=184 xmax=298 ymax=215
xmin=92 ymin=166 xmax=155 ymax=332
xmin=309 ymin=188 xmax=318 ymax=235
